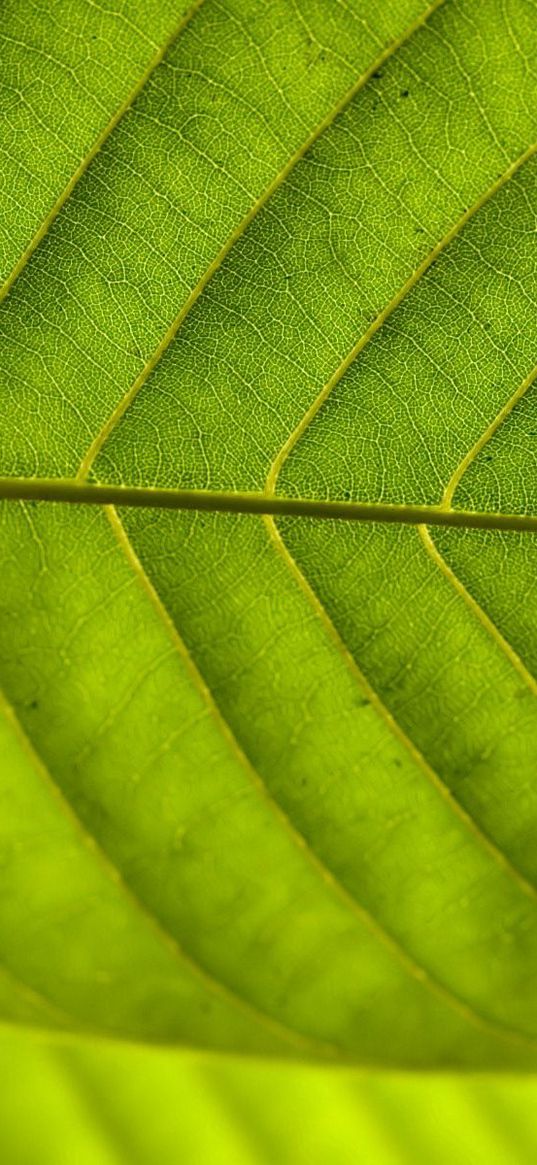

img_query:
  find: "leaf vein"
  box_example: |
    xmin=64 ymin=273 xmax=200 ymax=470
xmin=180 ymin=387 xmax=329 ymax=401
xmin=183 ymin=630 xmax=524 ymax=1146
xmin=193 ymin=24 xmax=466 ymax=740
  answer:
xmin=266 ymin=141 xmax=537 ymax=495
xmin=75 ymin=0 xmax=449 ymax=481
xmin=0 ymin=0 xmax=207 ymax=305
xmin=0 ymin=682 xmax=316 ymax=1057
xmin=104 ymin=509 xmax=537 ymax=1052
xmin=264 ymin=515 xmax=537 ymax=912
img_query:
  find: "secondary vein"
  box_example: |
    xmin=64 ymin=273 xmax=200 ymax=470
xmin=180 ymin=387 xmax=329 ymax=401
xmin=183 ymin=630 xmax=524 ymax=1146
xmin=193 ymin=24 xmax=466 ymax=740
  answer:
xmin=442 ymin=360 xmax=537 ymax=508
xmin=419 ymin=525 xmax=537 ymax=699
xmin=265 ymin=504 xmax=537 ymax=895
xmin=75 ymin=0 xmax=448 ymax=481
xmin=106 ymin=508 xmax=537 ymax=1052
xmin=0 ymin=0 xmax=207 ymax=305
xmin=419 ymin=362 xmax=537 ymax=712
xmin=0 ymin=684 xmax=316 ymax=1056
xmin=265 ymin=140 xmax=537 ymax=496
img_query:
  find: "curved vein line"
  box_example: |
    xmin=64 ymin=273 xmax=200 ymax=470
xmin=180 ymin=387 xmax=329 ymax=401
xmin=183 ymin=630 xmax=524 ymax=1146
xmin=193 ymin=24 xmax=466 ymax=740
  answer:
xmin=0 ymin=684 xmax=318 ymax=1058
xmin=0 ymin=0 xmax=207 ymax=305
xmin=264 ymin=514 xmax=537 ymax=907
xmin=0 ymin=692 xmax=93 ymax=1028
xmin=257 ymin=129 xmax=537 ymax=926
xmin=263 ymin=514 xmax=537 ymax=1046
xmin=419 ymin=525 xmax=537 ymax=697
xmin=0 ymin=693 xmax=107 ymax=1030
xmin=75 ymin=0 xmax=448 ymax=481
xmin=418 ymin=362 xmax=537 ymax=708
xmin=0 ymin=942 xmax=73 ymax=1030
xmin=266 ymin=141 xmax=537 ymax=494
xmin=442 ymin=361 xmax=537 ymax=508
xmin=106 ymin=508 xmax=537 ymax=1052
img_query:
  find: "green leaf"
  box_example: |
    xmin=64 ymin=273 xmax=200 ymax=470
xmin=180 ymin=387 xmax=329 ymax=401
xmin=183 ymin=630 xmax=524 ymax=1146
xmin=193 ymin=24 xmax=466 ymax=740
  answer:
xmin=3 ymin=0 xmax=537 ymax=1155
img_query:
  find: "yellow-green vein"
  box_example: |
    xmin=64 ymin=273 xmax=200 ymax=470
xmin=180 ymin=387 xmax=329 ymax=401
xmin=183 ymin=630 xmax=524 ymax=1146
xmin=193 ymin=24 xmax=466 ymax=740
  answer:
xmin=75 ymin=0 xmax=448 ymax=482
xmin=442 ymin=361 xmax=537 ymax=509
xmin=419 ymin=524 xmax=537 ymax=698
xmin=0 ymin=682 xmax=319 ymax=1058
xmin=263 ymin=513 xmax=537 ymax=912
xmin=0 ymin=0 xmax=207 ymax=305
xmin=6 ymin=477 xmax=537 ymax=534
xmin=265 ymin=141 xmax=537 ymax=497
xmin=419 ymin=360 xmax=537 ymax=701
xmin=106 ymin=508 xmax=537 ymax=1051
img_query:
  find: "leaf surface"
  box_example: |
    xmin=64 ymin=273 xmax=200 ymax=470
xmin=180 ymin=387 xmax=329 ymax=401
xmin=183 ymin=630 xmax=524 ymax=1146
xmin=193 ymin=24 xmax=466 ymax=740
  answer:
xmin=2 ymin=0 xmax=537 ymax=1083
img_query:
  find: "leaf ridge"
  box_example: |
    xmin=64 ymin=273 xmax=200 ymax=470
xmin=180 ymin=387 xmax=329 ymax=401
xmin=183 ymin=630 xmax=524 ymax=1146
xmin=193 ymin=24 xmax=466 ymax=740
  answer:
xmin=418 ymin=524 xmax=537 ymax=699
xmin=0 ymin=0 xmax=207 ymax=306
xmin=0 ymin=683 xmax=317 ymax=1057
xmin=263 ymin=516 xmax=537 ymax=909
xmin=416 ymin=362 xmax=537 ymax=729
xmin=442 ymin=361 xmax=537 ymax=509
xmin=75 ymin=0 xmax=448 ymax=482
xmin=104 ymin=510 xmax=537 ymax=1051
xmin=265 ymin=142 xmax=537 ymax=496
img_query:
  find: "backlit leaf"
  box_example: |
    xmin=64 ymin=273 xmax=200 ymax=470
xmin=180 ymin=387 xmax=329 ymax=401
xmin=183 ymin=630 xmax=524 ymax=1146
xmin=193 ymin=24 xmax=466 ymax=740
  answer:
xmin=2 ymin=0 xmax=537 ymax=1158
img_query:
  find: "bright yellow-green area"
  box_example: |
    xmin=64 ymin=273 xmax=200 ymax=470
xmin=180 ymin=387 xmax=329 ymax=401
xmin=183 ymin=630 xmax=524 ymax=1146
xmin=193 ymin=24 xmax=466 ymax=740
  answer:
xmin=3 ymin=1030 xmax=537 ymax=1165
xmin=2 ymin=0 xmax=537 ymax=1159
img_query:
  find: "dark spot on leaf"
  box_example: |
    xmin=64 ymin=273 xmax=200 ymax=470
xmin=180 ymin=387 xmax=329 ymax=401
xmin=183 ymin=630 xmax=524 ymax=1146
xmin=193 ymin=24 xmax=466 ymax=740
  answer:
xmin=372 ymin=71 xmax=383 ymax=79
xmin=485 ymin=455 xmax=493 ymax=461
xmin=400 ymin=89 xmax=409 ymax=97
xmin=28 ymin=699 xmax=39 ymax=710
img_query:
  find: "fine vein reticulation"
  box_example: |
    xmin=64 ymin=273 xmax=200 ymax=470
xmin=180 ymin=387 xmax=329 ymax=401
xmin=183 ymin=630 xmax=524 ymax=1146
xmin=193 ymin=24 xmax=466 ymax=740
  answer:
xmin=75 ymin=0 xmax=447 ymax=481
xmin=3 ymin=0 xmax=537 ymax=1072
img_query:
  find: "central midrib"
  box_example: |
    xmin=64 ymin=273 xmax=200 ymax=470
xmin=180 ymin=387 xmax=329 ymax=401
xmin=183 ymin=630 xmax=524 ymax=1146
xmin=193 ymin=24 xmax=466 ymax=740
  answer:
xmin=4 ymin=478 xmax=537 ymax=534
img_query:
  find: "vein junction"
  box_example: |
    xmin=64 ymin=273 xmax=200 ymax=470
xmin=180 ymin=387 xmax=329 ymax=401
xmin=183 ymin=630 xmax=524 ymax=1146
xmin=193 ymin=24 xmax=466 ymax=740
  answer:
xmin=1 ymin=476 xmax=537 ymax=535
